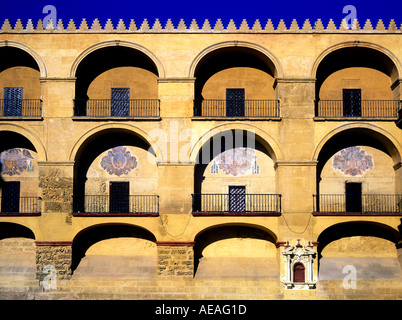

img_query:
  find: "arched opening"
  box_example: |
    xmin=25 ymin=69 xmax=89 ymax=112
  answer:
xmin=0 ymin=222 xmax=36 ymax=280
xmin=0 ymin=47 xmax=42 ymax=117
xmin=74 ymin=45 xmax=159 ymax=117
xmin=317 ymin=222 xmax=402 ymax=280
xmin=71 ymin=224 xmax=157 ymax=278
xmin=0 ymin=131 xmax=41 ymax=215
xmin=293 ymin=262 xmax=305 ymax=283
xmin=193 ymin=224 xmax=278 ymax=279
xmin=314 ymin=127 xmax=402 ymax=214
xmin=193 ymin=129 xmax=280 ymax=215
xmin=193 ymin=45 xmax=279 ymax=117
xmin=72 ymin=128 xmax=158 ymax=215
xmin=314 ymin=45 xmax=401 ymax=118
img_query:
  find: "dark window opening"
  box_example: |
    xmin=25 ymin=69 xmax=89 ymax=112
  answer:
xmin=345 ymin=182 xmax=362 ymax=213
xmin=228 ymin=185 xmax=246 ymax=212
xmin=343 ymin=89 xmax=361 ymax=117
xmin=226 ymin=88 xmax=245 ymax=117
xmin=1 ymin=181 xmax=20 ymax=213
xmin=111 ymin=88 xmax=130 ymax=117
xmin=4 ymin=87 xmax=23 ymax=116
xmin=109 ymin=181 xmax=129 ymax=213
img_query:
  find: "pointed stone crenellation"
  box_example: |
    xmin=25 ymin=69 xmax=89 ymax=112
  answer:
xmin=251 ymin=19 xmax=263 ymax=32
xmin=201 ymin=19 xmax=212 ymax=32
xmin=91 ymin=18 xmax=103 ymax=31
xmin=0 ymin=17 xmax=401 ymax=33
xmin=213 ymin=19 xmax=224 ymax=31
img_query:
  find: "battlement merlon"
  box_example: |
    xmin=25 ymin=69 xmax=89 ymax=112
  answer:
xmin=0 ymin=18 xmax=401 ymax=33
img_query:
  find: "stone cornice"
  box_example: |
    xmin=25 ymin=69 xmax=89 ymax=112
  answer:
xmin=1 ymin=18 xmax=401 ymax=34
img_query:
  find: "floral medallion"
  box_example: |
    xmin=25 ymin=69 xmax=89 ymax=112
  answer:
xmin=100 ymin=146 xmax=138 ymax=176
xmin=211 ymin=147 xmax=259 ymax=176
xmin=332 ymin=146 xmax=374 ymax=177
xmin=0 ymin=148 xmax=34 ymax=176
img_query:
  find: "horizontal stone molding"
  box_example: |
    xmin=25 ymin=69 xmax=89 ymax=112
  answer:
xmin=1 ymin=18 xmax=401 ymax=33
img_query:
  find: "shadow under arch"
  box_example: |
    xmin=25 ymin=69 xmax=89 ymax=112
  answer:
xmin=189 ymin=41 xmax=283 ymax=101
xmin=71 ymin=40 xmax=164 ymax=102
xmin=0 ymin=222 xmax=35 ymax=240
xmin=0 ymin=124 xmax=47 ymax=162
xmin=317 ymin=221 xmax=401 ymax=262
xmin=311 ymin=41 xmax=402 ymax=101
xmin=71 ymin=126 xmax=157 ymax=213
xmin=71 ymin=223 xmax=156 ymax=272
xmin=0 ymin=40 xmax=47 ymax=77
xmin=193 ymin=223 xmax=277 ymax=275
xmin=312 ymin=124 xmax=402 ymax=195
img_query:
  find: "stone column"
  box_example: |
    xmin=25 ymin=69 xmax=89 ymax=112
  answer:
xmin=35 ymin=241 xmax=73 ymax=282
xmin=156 ymin=242 xmax=195 ymax=278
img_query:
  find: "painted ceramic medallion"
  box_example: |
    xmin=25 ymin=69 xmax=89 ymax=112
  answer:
xmin=211 ymin=147 xmax=259 ymax=176
xmin=100 ymin=146 xmax=138 ymax=176
xmin=332 ymin=146 xmax=374 ymax=177
xmin=0 ymin=148 xmax=34 ymax=176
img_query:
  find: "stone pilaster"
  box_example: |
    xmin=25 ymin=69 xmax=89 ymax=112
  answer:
xmin=35 ymin=241 xmax=73 ymax=281
xmin=156 ymin=242 xmax=195 ymax=278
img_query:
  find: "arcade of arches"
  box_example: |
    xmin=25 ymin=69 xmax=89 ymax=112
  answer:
xmin=0 ymin=28 xmax=402 ymax=299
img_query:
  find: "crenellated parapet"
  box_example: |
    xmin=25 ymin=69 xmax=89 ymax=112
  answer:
xmin=1 ymin=18 xmax=401 ymax=33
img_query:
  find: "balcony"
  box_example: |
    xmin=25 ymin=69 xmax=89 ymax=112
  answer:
xmin=192 ymin=193 xmax=281 ymax=216
xmin=0 ymin=197 xmax=41 ymax=216
xmin=72 ymin=195 xmax=159 ymax=216
xmin=73 ymin=99 xmax=160 ymax=118
xmin=193 ymin=99 xmax=280 ymax=118
xmin=0 ymin=99 xmax=42 ymax=118
xmin=315 ymin=100 xmax=401 ymax=119
xmin=313 ymin=194 xmax=402 ymax=216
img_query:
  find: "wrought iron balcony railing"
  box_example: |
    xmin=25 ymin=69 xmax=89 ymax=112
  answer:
xmin=72 ymin=195 xmax=159 ymax=215
xmin=315 ymin=100 xmax=401 ymax=118
xmin=192 ymin=193 xmax=281 ymax=215
xmin=313 ymin=194 xmax=402 ymax=215
xmin=0 ymin=99 xmax=42 ymax=117
xmin=73 ymin=99 xmax=160 ymax=117
xmin=193 ymin=99 xmax=280 ymax=118
xmin=0 ymin=197 xmax=41 ymax=215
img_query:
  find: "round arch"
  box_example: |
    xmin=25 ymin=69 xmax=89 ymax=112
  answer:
xmin=311 ymin=41 xmax=402 ymax=83
xmin=0 ymin=40 xmax=47 ymax=77
xmin=189 ymin=122 xmax=282 ymax=165
xmin=188 ymin=40 xmax=284 ymax=79
xmin=70 ymin=40 xmax=165 ymax=78
xmin=71 ymin=222 xmax=157 ymax=272
xmin=0 ymin=124 xmax=47 ymax=161
xmin=316 ymin=221 xmax=401 ymax=256
xmin=69 ymin=123 xmax=163 ymax=163
xmin=193 ymin=222 xmax=278 ymax=243
xmin=0 ymin=222 xmax=36 ymax=240
xmin=312 ymin=123 xmax=402 ymax=166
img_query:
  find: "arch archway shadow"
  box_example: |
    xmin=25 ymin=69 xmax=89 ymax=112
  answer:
xmin=317 ymin=222 xmax=402 ymax=280
xmin=71 ymin=223 xmax=156 ymax=274
xmin=193 ymin=224 xmax=278 ymax=279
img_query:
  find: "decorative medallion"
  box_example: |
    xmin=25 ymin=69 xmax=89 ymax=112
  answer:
xmin=211 ymin=147 xmax=259 ymax=176
xmin=100 ymin=146 xmax=138 ymax=176
xmin=332 ymin=146 xmax=374 ymax=177
xmin=0 ymin=148 xmax=34 ymax=176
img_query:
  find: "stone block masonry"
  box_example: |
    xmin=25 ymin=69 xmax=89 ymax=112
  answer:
xmin=156 ymin=242 xmax=195 ymax=278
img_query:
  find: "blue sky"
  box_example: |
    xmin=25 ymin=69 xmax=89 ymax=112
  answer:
xmin=1 ymin=0 xmax=401 ymax=28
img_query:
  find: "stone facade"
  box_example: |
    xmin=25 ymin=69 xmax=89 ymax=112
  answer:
xmin=0 ymin=17 xmax=402 ymax=299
